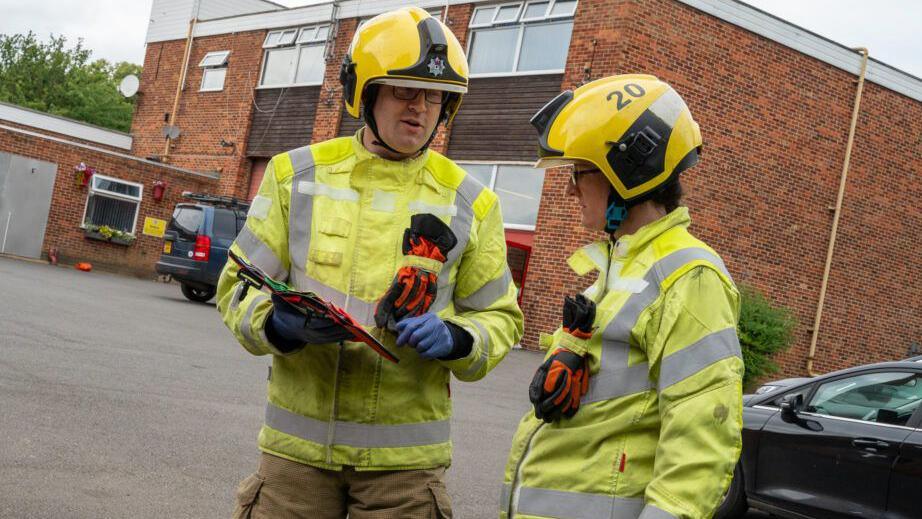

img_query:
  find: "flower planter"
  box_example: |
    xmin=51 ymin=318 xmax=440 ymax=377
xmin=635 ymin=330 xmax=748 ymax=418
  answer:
xmin=83 ymin=229 xmax=134 ymax=246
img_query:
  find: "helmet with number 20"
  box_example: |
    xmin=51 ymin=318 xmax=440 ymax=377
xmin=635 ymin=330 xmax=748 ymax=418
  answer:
xmin=531 ymin=74 xmax=702 ymax=203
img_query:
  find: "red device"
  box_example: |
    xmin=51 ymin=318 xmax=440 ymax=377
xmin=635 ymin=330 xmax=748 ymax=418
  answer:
xmin=228 ymin=249 xmax=398 ymax=364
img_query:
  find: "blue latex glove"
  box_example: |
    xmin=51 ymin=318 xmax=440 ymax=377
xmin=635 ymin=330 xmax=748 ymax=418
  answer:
xmin=395 ymin=313 xmax=454 ymax=360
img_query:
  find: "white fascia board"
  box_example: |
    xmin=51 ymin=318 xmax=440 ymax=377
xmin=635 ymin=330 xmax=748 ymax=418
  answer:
xmin=152 ymin=0 xmax=492 ymax=42
xmin=194 ymin=3 xmax=335 ymax=37
xmin=0 ymin=102 xmax=132 ymax=150
xmin=334 ymin=0 xmax=486 ymax=19
xmin=678 ymin=0 xmax=922 ymax=103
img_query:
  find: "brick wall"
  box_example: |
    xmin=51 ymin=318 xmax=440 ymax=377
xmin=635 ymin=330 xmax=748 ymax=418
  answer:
xmin=520 ymin=0 xmax=922 ymax=377
xmin=130 ymin=30 xmax=266 ymax=199
xmin=0 ymin=125 xmax=219 ymax=275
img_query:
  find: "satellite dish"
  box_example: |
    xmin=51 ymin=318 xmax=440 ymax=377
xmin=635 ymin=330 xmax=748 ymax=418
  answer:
xmin=161 ymin=125 xmax=181 ymax=139
xmin=119 ymin=74 xmax=140 ymax=97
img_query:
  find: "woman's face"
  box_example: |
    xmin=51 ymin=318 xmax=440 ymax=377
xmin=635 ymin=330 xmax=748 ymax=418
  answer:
xmin=565 ymin=164 xmax=611 ymax=232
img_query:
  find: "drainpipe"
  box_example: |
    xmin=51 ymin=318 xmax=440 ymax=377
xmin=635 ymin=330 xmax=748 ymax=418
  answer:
xmin=162 ymin=5 xmax=200 ymax=161
xmin=806 ymin=47 xmax=869 ymax=376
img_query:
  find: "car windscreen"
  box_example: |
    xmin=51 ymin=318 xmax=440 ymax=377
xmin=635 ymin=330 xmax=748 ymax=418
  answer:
xmin=212 ymin=209 xmax=238 ymax=240
xmin=168 ymin=205 xmax=203 ymax=240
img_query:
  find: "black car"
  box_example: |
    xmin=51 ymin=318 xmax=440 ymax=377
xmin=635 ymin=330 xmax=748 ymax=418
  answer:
xmin=717 ymin=357 xmax=922 ymax=519
xmin=155 ymin=193 xmax=249 ymax=302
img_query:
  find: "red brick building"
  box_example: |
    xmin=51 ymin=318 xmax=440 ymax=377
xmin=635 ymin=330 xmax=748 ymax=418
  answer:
xmin=127 ymin=0 xmax=922 ymax=376
xmin=0 ymin=101 xmax=219 ymax=273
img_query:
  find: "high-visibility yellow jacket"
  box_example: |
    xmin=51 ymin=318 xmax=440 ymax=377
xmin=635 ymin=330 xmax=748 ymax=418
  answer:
xmin=501 ymin=208 xmax=743 ymax=519
xmin=217 ymin=133 xmax=524 ymax=471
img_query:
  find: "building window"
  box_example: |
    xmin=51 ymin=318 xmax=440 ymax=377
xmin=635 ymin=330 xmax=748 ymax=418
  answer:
xmin=461 ymin=163 xmax=545 ymax=230
xmin=260 ymin=24 xmax=330 ymax=88
xmin=82 ymin=174 xmax=143 ymax=234
xmin=199 ymin=51 xmax=229 ymax=92
xmin=468 ymin=0 xmax=576 ymax=76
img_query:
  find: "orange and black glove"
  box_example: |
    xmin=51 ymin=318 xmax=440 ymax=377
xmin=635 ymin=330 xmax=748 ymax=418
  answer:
xmin=529 ymin=294 xmax=596 ymax=422
xmin=375 ymin=214 xmax=458 ymax=332
xmin=529 ymin=347 xmax=590 ymax=422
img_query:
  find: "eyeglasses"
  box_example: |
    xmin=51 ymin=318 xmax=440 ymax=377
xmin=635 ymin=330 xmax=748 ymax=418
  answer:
xmin=390 ymin=86 xmax=449 ymax=105
xmin=569 ymin=168 xmax=602 ymax=187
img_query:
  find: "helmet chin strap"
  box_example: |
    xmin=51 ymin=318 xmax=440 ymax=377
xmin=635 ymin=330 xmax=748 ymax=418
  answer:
xmin=362 ymin=85 xmax=447 ymax=158
xmin=605 ymin=188 xmax=629 ymax=234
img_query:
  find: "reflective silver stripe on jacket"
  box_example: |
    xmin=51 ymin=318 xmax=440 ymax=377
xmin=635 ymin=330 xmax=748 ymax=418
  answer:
xmin=459 ymin=319 xmax=491 ymax=378
xmin=287 ymin=145 xmax=316 ymax=286
xmin=297 ymin=274 xmax=377 ymax=328
xmin=658 ymin=327 xmax=741 ymax=391
xmin=265 ymin=402 xmax=450 ymax=448
xmin=501 ymin=485 xmax=645 ymax=519
xmin=455 ymin=268 xmax=513 ymax=312
xmin=235 ymin=224 xmax=287 ymax=281
xmin=429 ymin=172 xmax=481 ymax=315
xmin=585 ymin=248 xmax=732 ymax=404
xmin=637 ymin=504 xmax=679 ymax=519
xmin=240 ymin=293 xmax=269 ymax=347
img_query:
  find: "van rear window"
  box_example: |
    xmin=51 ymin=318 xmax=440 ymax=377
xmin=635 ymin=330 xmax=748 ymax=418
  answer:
xmin=212 ymin=209 xmax=238 ymax=240
xmin=168 ymin=206 xmax=203 ymax=239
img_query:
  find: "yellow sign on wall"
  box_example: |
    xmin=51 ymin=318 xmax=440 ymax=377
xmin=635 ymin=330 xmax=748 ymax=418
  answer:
xmin=143 ymin=217 xmax=167 ymax=238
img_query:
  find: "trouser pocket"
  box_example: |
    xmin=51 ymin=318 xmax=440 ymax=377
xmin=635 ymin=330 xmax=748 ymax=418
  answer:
xmin=428 ymin=481 xmax=452 ymax=519
xmin=232 ymin=473 xmax=265 ymax=519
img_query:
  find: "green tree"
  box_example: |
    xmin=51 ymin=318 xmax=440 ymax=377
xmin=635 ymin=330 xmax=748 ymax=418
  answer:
xmin=0 ymin=32 xmax=140 ymax=132
xmin=737 ymin=284 xmax=798 ymax=387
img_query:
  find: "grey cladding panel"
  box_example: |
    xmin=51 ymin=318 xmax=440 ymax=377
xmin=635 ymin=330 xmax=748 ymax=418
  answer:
xmin=447 ymin=74 xmax=564 ymax=162
xmin=246 ymin=86 xmax=321 ymax=158
xmin=338 ymin=106 xmax=364 ymax=138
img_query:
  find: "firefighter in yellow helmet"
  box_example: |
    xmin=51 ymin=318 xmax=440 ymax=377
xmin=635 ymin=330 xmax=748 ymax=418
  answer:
xmin=218 ymin=7 xmax=523 ymax=518
xmin=500 ymin=75 xmax=743 ymax=519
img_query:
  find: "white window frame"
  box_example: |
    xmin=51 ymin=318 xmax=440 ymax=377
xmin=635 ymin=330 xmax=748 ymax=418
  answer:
xmin=520 ymin=0 xmax=551 ymax=22
xmin=459 ymin=161 xmax=542 ymax=231
xmin=547 ymin=0 xmax=578 ymax=18
xmin=198 ymin=50 xmax=230 ymax=92
xmin=81 ymin=174 xmax=143 ymax=235
xmin=467 ymin=0 xmax=576 ymax=77
xmin=492 ymin=2 xmax=524 ymax=24
xmin=258 ymin=24 xmax=331 ymax=89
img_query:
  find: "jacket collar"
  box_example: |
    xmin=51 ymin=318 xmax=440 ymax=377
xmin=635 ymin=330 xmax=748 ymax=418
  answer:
xmin=613 ymin=207 xmax=691 ymax=258
xmin=350 ymin=129 xmax=430 ymax=183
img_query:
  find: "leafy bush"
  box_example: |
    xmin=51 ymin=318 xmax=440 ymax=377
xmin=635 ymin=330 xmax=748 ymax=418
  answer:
xmin=737 ymin=284 xmax=797 ymax=387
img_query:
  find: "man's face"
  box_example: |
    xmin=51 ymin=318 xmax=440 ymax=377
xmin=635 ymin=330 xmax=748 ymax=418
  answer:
xmin=371 ymin=85 xmax=443 ymax=156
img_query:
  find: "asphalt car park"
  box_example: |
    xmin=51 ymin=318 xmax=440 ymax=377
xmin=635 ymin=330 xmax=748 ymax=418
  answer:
xmin=0 ymin=255 xmax=768 ymax=518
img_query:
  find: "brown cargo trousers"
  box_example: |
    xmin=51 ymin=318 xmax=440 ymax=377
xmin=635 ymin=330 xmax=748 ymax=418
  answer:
xmin=232 ymin=453 xmax=452 ymax=519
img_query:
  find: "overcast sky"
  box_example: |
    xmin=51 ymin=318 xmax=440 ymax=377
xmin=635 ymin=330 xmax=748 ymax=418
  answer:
xmin=0 ymin=0 xmax=919 ymax=77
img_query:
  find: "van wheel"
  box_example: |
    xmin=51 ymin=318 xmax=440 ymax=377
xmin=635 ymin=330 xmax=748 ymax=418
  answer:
xmin=714 ymin=463 xmax=748 ymax=519
xmin=181 ymin=284 xmax=216 ymax=303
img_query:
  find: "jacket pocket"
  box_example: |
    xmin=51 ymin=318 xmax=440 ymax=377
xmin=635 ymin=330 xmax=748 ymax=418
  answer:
xmin=428 ymin=481 xmax=453 ymax=519
xmin=232 ymin=473 xmax=265 ymax=519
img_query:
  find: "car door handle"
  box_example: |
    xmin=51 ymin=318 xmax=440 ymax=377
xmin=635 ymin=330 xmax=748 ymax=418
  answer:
xmin=852 ymin=438 xmax=889 ymax=450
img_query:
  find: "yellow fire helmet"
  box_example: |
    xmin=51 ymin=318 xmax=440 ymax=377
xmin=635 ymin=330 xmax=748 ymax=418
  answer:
xmin=340 ymin=7 xmax=469 ymax=126
xmin=531 ymin=74 xmax=702 ymax=202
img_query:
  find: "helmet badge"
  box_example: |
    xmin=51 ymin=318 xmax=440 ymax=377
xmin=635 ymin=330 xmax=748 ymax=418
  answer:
xmin=427 ymin=56 xmax=445 ymax=77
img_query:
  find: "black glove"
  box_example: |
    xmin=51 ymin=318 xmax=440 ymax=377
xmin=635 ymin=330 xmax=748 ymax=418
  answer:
xmin=264 ymin=294 xmax=353 ymax=353
xmin=563 ymin=294 xmax=595 ymax=339
xmin=529 ymin=347 xmax=590 ymax=423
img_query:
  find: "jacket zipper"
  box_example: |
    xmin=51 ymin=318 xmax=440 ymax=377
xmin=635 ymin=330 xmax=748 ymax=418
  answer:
xmin=508 ymin=422 xmax=544 ymax=517
xmin=326 ymin=346 xmax=343 ymax=464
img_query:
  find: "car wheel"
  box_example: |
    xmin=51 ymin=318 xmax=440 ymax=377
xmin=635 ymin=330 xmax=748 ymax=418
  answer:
xmin=181 ymin=283 xmax=216 ymax=303
xmin=714 ymin=462 xmax=748 ymax=519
